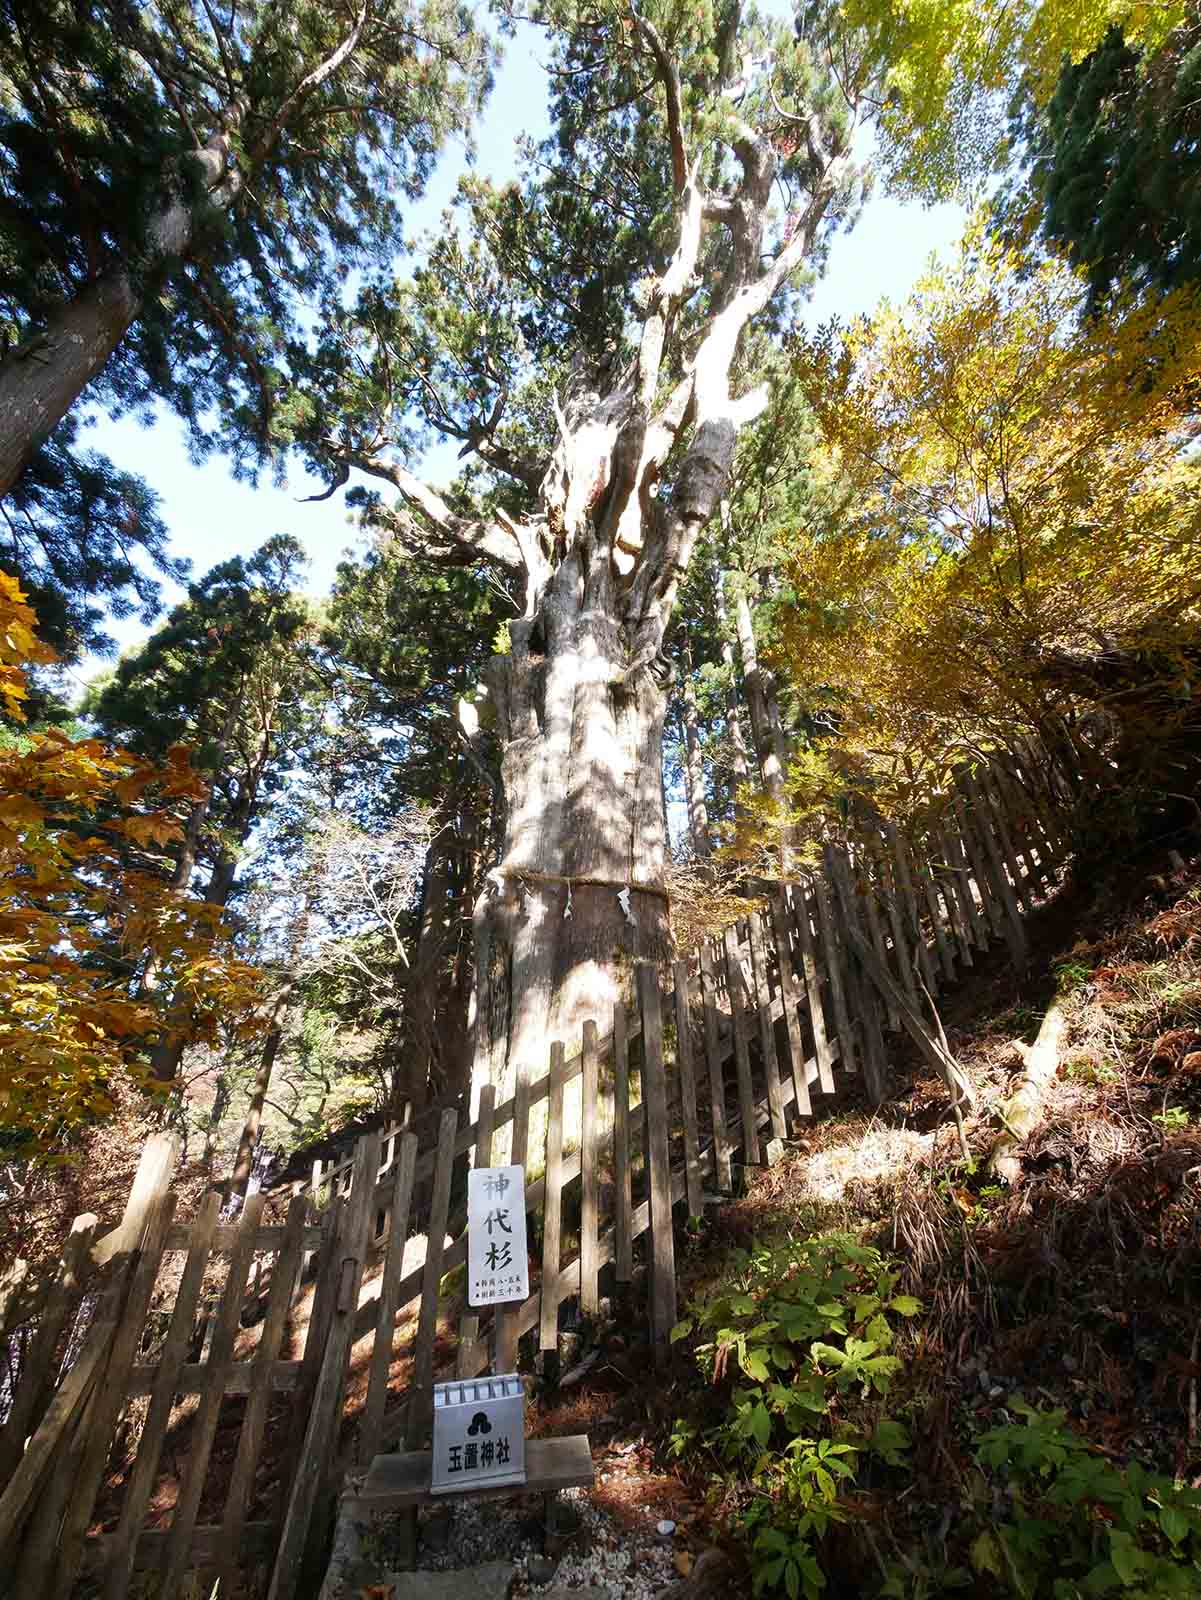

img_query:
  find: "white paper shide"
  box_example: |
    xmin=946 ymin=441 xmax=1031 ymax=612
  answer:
xmin=467 ymin=1164 xmax=529 ymax=1308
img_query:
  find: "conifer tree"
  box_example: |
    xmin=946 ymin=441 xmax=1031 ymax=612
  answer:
xmin=283 ymin=0 xmax=870 ymax=1116
xmin=0 ymin=0 xmax=494 ymax=496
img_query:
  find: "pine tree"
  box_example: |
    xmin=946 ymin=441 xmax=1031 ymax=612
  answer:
xmin=1022 ymin=21 xmax=1201 ymax=307
xmin=0 ymin=0 xmax=494 ymax=496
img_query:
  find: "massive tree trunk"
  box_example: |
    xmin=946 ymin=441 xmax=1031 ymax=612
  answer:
xmin=473 ymin=564 xmax=673 ymax=1127
xmin=0 ymin=122 xmax=242 ymax=495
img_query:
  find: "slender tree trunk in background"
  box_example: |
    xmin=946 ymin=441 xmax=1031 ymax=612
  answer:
xmin=404 ymin=832 xmax=452 ymax=1115
xmin=732 ymin=582 xmax=793 ymax=871
xmin=680 ymin=661 xmax=712 ymax=859
xmin=401 ymin=793 xmax=480 ymax=1115
xmin=148 ymin=813 xmax=244 ymax=1082
xmin=228 ymin=1002 xmax=289 ymax=1205
xmin=0 ymin=124 xmax=242 ymax=496
xmin=202 ymin=1064 xmax=232 ymax=1173
xmin=715 ymin=576 xmax=751 ymax=815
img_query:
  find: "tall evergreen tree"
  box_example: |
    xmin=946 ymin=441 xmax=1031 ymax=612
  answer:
xmin=0 ymin=0 xmax=494 ymax=496
xmin=88 ymin=534 xmax=321 ymax=1078
xmin=1021 ymin=20 xmax=1201 ymax=307
xmin=1 ymin=417 xmax=184 ymax=659
xmin=284 ymin=0 xmax=870 ymax=1121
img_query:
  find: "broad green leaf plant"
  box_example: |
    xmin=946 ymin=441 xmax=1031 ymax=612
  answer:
xmin=670 ymin=1232 xmax=919 ymax=1598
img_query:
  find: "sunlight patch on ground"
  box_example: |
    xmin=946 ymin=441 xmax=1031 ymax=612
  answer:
xmin=794 ymin=1124 xmax=932 ymax=1202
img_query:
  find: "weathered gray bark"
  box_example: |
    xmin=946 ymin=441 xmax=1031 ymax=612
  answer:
xmin=0 ymin=123 xmax=243 ymax=496
xmin=473 ymin=570 xmax=673 ymax=1137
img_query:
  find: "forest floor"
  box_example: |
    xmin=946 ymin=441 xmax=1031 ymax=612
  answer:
xmin=527 ymin=838 xmax=1201 ymax=1596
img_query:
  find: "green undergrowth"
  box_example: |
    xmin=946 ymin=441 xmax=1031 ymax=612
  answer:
xmin=667 ymin=1231 xmax=1201 ymax=1599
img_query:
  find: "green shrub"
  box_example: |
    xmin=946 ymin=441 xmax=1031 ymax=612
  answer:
xmin=669 ymin=1233 xmax=918 ymax=1599
xmin=969 ymin=1399 xmax=1201 ymax=1597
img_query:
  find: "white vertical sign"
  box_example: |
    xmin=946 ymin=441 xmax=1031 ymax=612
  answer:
xmin=467 ymin=1165 xmax=529 ymax=1307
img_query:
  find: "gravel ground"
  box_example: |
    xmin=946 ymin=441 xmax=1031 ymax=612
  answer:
xmin=354 ymin=1483 xmax=690 ymax=1599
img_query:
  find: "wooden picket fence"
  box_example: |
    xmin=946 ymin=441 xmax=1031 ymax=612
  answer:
xmin=0 ymin=743 xmax=1074 ymax=1598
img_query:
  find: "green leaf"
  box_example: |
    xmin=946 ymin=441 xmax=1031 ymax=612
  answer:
xmin=669 ymin=1318 xmax=692 ymax=1343
xmin=970 ymin=1530 xmax=1004 ymax=1579
xmin=1158 ymin=1504 xmax=1191 ymax=1545
xmin=1107 ymin=1530 xmax=1140 ymax=1585
xmin=871 ymin=1419 xmax=912 ymax=1458
xmin=750 ymin=1401 xmax=772 ymax=1449
xmin=742 ymin=1348 xmax=770 ymax=1382
xmin=888 ymin=1294 xmax=922 ymax=1316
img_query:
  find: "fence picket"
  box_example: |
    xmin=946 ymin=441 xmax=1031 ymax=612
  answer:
xmin=159 ymin=1192 xmax=265 ymax=1600
xmin=791 ymin=882 xmax=836 ymax=1095
xmin=612 ymin=1003 xmax=634 ymax=1282
xmin=858 ymin=847 xmax=900 ymax=1029
xmin=698 ymin=943 xmax=733 ymax=1186
xmin=747 ymin=911 xmax=787 ymax=1148
xmin=916 ymin=841 xmax=957 ymax=982
xmin=360 ymin=1132 xmax=418 ymax=1465
xmin=540 ymin=1042 xmax=566 ymax=1352
xmin=53 ymin=1150 xmax=178 ymax=1600
xmin=269 ymin=1135 xmax=380 ymax=1600
xmin=217 ymin=1194 xmax=309 ymax=1600
xmin=815 ymin=853 xmax=859 ymax=1074
xmin=672 ymin=962 xmax=704 ymax=1215
xmin=0 ymin=1212 xmax=97 ymax=1492
xmin=958 ymin=771 xmax=1027 ymax=962
xmin=722 ymin=924 xmax=760 ymax=1163
xmin=404 ymin=1114 xmax=457 ymax=1449
xmin=637 ymin=964 xmax=677 ymax=1357
xmin=933 ymin=824 xmax=974 ymax=967
xmin=768 ymin=890 xmax=812 ymax=1117
xmin=495 ymin=1052 xmax=533 ymax=1372
xmin=827 ymin=845 xmax=888 ymax=1104
xmin=871 ymin=834 xmax=921 ymax=1010
xmin=580 ymin=1020 xmax=600 ymax=1317
xmin=101 ymin=1190 xmax=221 ymax=1600
xmin=980 ymin=765 xmax=1036 ymax=914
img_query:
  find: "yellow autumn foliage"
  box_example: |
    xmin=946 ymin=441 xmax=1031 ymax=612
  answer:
xmin=838 ymin=0 xmax=1190 ymax=197
xmin=778 ymin=226 xmax=1201 ymax=818
xmin=0 ymin=573 xmax=266 ymax=1155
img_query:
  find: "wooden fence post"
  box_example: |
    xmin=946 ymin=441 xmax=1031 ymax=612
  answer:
xmin=359 ymin=1131 xmax=418 ymax=1467
xmin=580 ymin=1020 xmax=600 ymax=1317
xmin=539 ymin=1042 xmax=566 ymax=1364
xmin=672 ymin=962 xmax=704 ymax=1215
xmin=722 ymin=924 xmax=761 ymax=1165
xmin=637 ymin=964 xmax=677 ymax=1360
xmin=697 ymin=944 xmax=733 ymax=1188
xmin=768 ymin=889 xmax=813 ymax=1118
xmin=268 ymin=1132 xmax=381 ymax=1600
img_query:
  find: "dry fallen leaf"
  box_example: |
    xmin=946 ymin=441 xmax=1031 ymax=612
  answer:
xmin=674 ymin=1550 xmax=693 ymax=1577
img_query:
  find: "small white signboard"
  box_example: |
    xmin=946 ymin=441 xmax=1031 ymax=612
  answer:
xmin=430 ymin=1374 xmax=526 ymax=1494
xmin=467 ymin=1164 xmax=529 ymax=1308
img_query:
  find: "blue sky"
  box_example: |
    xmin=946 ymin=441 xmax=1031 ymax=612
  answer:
xmin=72 ymin=13 xmax=966 ymax=690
